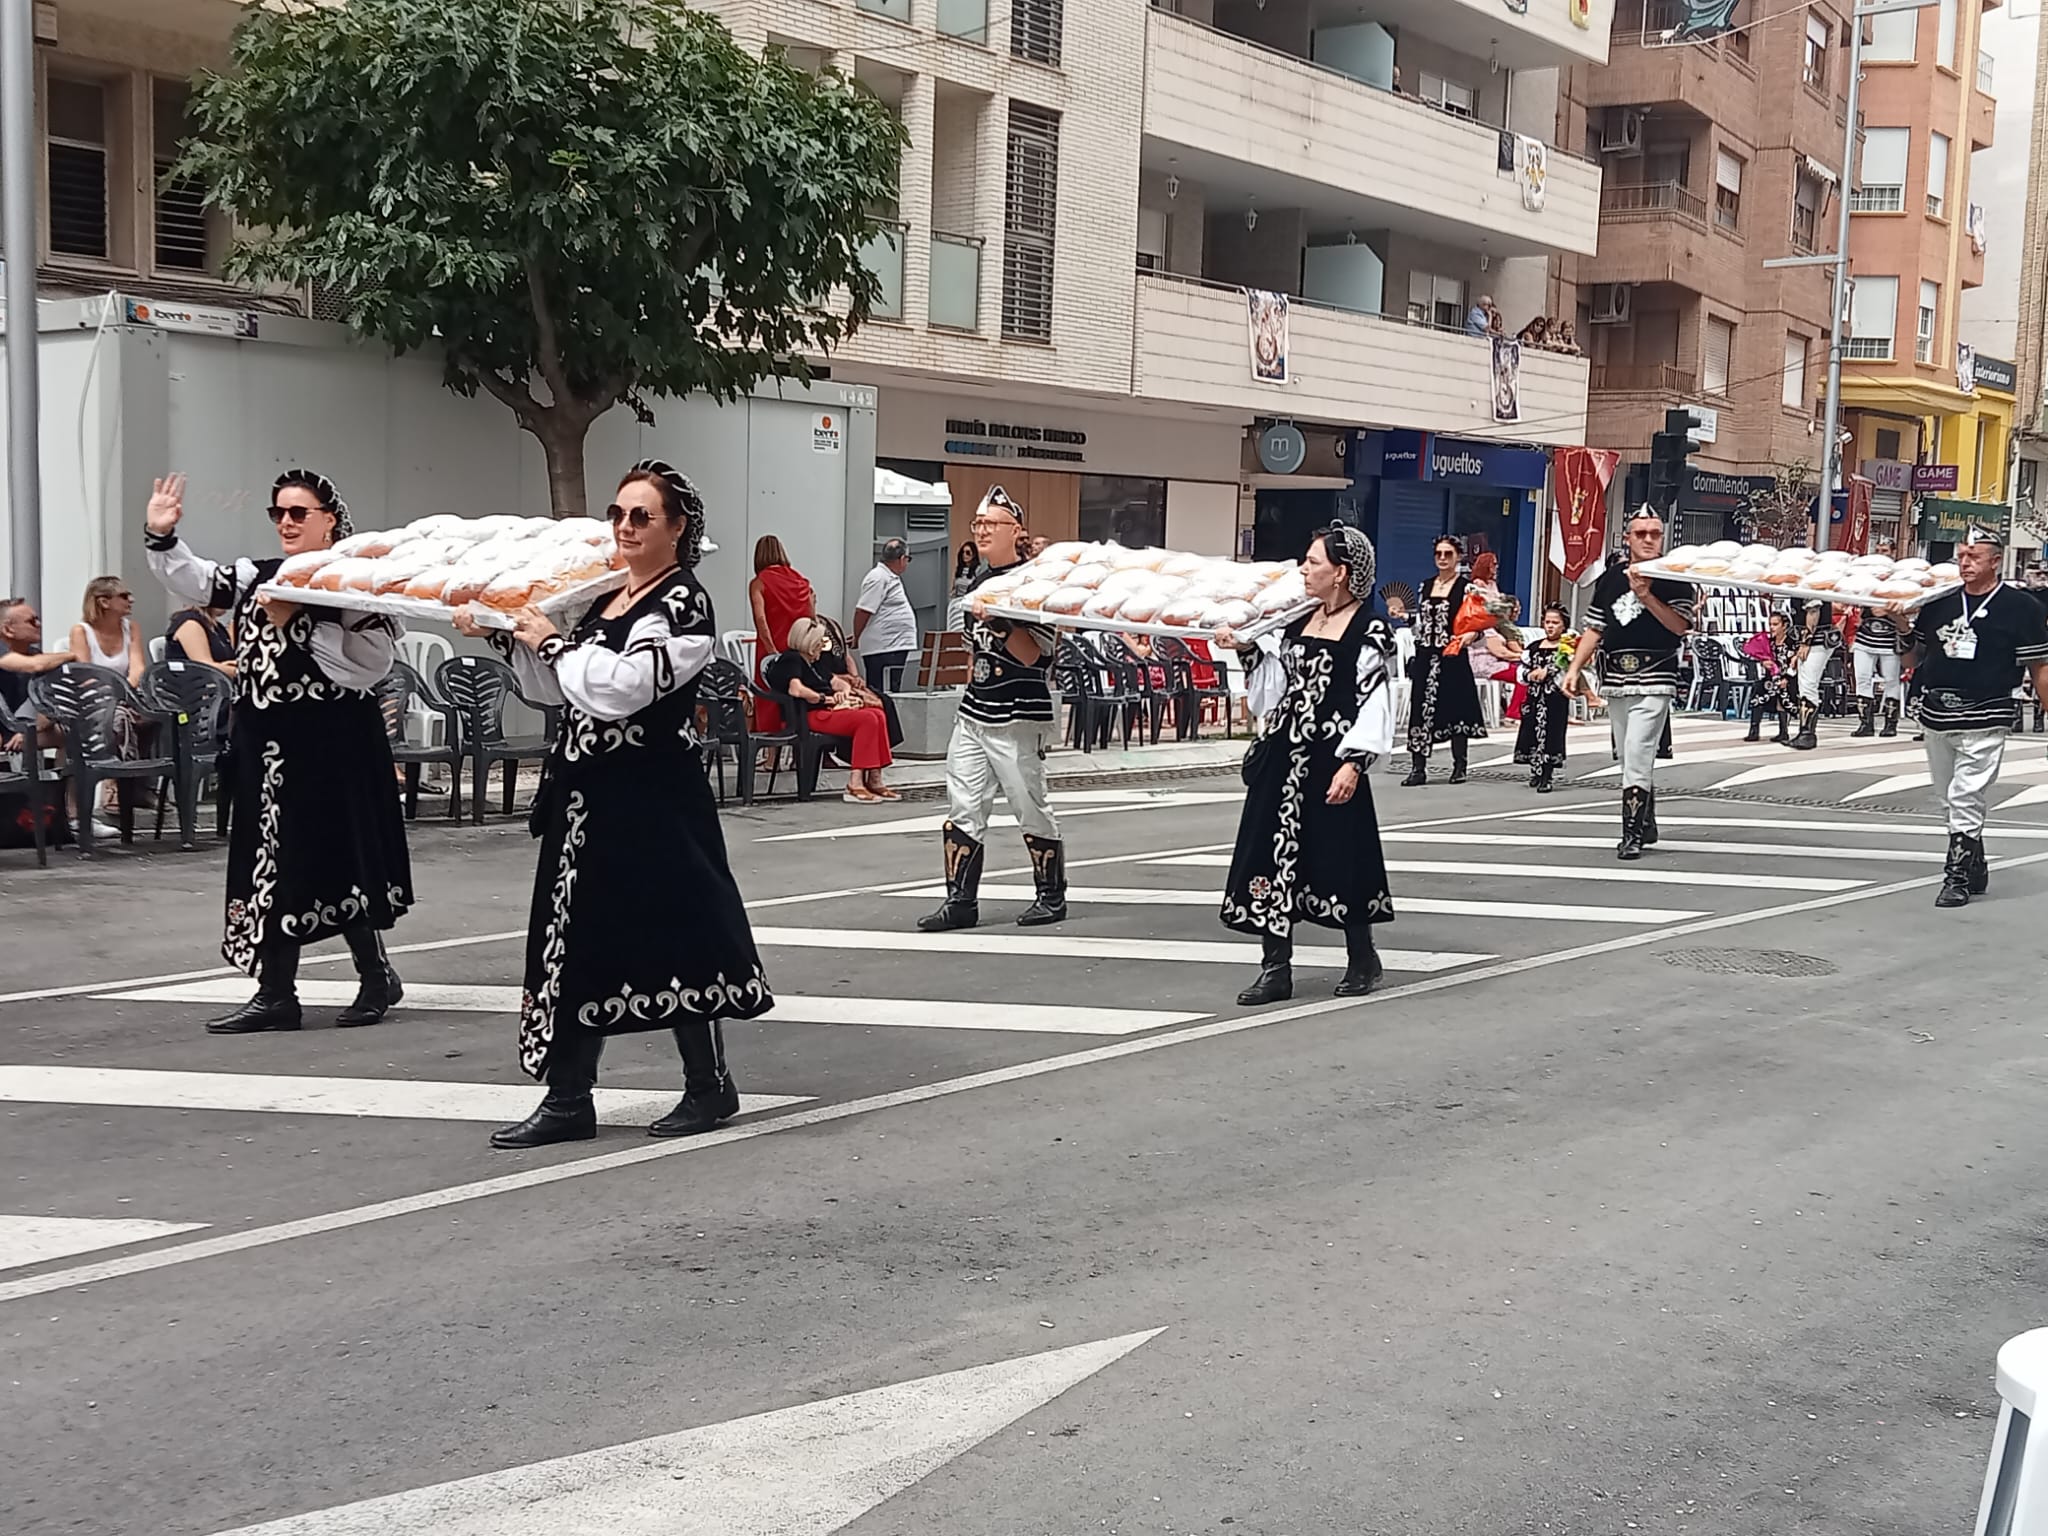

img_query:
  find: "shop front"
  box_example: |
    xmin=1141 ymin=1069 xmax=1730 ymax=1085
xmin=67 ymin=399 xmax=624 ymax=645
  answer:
xmin=1677 ymin=469 xmax=1778 ymax=547
xmin=1862 ymin=459 xmax=1913 ymax=553
xmin=1353 ymin=430 xmax=1549 ymax=614
xmin=871 ymin=388 xmax=1243 ymax=560
xmin=1917 ymin=496 xmax=2008 ymax=561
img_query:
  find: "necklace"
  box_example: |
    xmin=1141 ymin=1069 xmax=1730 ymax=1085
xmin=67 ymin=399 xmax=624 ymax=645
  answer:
xmin=1308 ymin=596 xmax=1357 ymax=635
xmin=613 ymin=562 xmax=679 ymax=613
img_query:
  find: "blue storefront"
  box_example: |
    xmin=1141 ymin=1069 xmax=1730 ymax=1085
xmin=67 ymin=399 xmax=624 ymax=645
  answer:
xmin=1353 ymin=430 xmax=1548 ymax=615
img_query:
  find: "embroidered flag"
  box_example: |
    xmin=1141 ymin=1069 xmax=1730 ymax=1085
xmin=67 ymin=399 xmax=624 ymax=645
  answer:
xmin=1553 ymin=448 xmax=1620 ymax=583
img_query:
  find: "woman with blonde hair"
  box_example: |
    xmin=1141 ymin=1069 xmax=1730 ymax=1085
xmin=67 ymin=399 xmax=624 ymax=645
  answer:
xmin=71 ymin=576 xmax=145 ymax=688
xmin=765 ymin=616 xmax=899 ymax=803
xmin=748 ymin=533 xmax=814 ymax=733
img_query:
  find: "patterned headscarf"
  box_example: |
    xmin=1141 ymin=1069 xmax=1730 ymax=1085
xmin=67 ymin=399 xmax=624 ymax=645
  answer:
xmin=628 ymin=458 xmax=708 ymax=568
xmin=273 ymin=468 xmax=350 ymax=541
xmin=1316 ymin=523 xmax=1377 ymax=602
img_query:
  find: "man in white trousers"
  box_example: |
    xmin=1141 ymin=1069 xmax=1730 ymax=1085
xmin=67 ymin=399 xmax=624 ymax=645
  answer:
xmin=1891 ymin=526 xmax=2048 ymax=908
xmin=1563 ymin=507 xmax=1696 ymax=861
xmin=918 ymin=485 xmax=1066 ymax=931
xmin=1787 ymin=594 xmax=1839 ymax=751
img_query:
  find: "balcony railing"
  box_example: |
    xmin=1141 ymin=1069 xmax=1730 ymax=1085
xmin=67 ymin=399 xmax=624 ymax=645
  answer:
xmin=859 ymin=219 xmax=907 ymax=321
xmin=1591 ymin=363 xmax=1695 ymax=394
xmin=937 ymin=0 xmax=989 ymax=43
xmin=1978 ymin=53 xmax=1995 ymax=94
xmin=1850 ymin=185 xmax=1904 ymax=213
xmin=1791 ymin=207 xmax=1818 ymax=254
xmin=929 ymin=230 xmax=982 ymax=330
xmin=1600 ymin=181 xmax=1709 ymax=223
xmin=1843 ymin=336 xmax=1893 ymax=360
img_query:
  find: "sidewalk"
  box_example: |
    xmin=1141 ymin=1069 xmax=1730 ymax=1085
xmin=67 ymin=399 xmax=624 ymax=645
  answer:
xmin=884 ymin=737 xmax=1246 ymax=798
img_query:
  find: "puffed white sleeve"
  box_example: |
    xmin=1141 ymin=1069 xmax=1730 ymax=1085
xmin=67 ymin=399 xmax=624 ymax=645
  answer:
xmin=144 ymin=531 xmax=253 ymax=611
xmin=1241 ymin=633 xmax=1285 ymax=719
xmin=541 ymin=583 xmax=716 ymax=722
xmin=299 ymin=609 xmax=401 ymax=690
xmin=1337 ymin=626 xmax=1397 ymax=763
xmin=489 ymin=629 xmax=565 ymax=705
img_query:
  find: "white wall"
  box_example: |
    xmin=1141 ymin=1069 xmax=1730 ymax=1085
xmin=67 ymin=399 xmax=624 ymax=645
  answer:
xmin=876 ymin=386 xmax=1244 ymax=484
xmin=1165 ymin=480 xmax=1240 ymax=556
xmin=1959 ymin=5 xmax=2036 ymax=362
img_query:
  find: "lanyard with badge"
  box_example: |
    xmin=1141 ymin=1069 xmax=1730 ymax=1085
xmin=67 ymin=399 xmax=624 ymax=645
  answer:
xmin=1937 ymin=583 xmax=2000 ymax=660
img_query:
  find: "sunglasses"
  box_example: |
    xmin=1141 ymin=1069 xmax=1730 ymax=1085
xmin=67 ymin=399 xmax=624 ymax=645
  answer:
xmin=267 ymin=505 xmax=323 ymax=525
xmin=605 ymin=503 xmax=676 ymax=529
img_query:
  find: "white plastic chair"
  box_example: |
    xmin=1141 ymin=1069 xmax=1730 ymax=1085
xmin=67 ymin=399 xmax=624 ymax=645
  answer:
xmin=1391 ymin=628 xmax=1417 ymax=732
xmin=147 ymin=636 xmax=167 ymax=664
xmin=719 ymin=630 xmax=756 ymax=672
xmin=396 ymin=631 xmax=455 ymax=747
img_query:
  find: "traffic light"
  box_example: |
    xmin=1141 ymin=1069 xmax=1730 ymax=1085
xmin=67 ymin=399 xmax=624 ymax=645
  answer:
xmin=1647 ymin=407 xmax=1696 ymax=515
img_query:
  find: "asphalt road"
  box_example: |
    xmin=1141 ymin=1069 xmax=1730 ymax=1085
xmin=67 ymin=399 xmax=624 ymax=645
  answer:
xmin=5 ymin=735 xmax=2047 ymax=1535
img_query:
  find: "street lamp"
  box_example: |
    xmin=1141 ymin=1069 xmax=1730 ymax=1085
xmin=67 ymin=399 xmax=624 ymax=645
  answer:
xmin=2 ymin=0 xmax=41 ymax=608
xmin=1762 ymin=0 xmax=1939 ymax=553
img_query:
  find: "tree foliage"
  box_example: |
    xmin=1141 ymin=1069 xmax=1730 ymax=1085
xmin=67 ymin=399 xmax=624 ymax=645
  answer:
xmin=178 ymin=0 xmax=905 ymax=513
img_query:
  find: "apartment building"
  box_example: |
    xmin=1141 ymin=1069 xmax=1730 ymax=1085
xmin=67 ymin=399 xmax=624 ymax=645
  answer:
xmin=11 ymin=0 xmax=1610 ymax=608
xmin=1572 ymin=0 xmax=1851 ymax=546
xmin=1838 ymin=0 xmax=2008 ymax=556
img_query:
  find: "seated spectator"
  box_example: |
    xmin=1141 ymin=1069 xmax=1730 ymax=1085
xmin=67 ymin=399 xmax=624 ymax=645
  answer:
xmin=764 ymin=617 xmax=901 ymax=804
xmin=1 ymin=597 xmax=72 ymax=751
xmin=68 ymin=576 xmax=151 ymax=820
xmin=166 ymin=602 xmax=235 ymax=676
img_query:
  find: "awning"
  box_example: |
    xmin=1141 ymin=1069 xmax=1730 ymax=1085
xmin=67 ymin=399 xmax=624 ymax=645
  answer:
xmin=1918 ymin=497 xmax=2007 ymax=540
xmin=873 ymin=468 xmax=952 ymax=507
xmin=1799 ymin=154 xmax=1839 ymax=187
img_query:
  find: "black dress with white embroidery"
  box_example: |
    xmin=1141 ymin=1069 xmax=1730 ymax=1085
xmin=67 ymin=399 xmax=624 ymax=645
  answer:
xmin=145 ymin=533 xmax=413 ymax=975
xmin=1405 ymin=576 xmax=1487 ymax=752
xmin=1514 ymin=655 xmax=1569 ymax=770
xmin=506 ymin=570 xmax=772 ymax=1081
xmin=1222 ymin=614 xmax=1397 ymax=938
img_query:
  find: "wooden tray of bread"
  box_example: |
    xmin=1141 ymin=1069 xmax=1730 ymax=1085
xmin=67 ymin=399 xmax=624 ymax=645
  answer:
xmin=970 ymin=541 xmax=1317 ymax=640
xmin=1634 ymin=541 xmax=1962 ymax=611
xmin=256 ymin=513 xmax=627 ymax=630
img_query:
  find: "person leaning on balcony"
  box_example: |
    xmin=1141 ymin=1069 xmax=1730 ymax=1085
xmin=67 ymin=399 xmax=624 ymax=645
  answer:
xmin=1465 ymin=296 xmax=1493 ymax=337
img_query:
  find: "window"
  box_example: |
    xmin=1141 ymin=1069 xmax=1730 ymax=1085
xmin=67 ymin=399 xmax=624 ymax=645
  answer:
xmin=1135 ymin=206 xmax=1167 ymax=274
xmin=152 ymin=81 xmax=214 ymax=272
xmin=46 ymin=76 xmax=112 ymax=260
xmin=1917 ymin=279 xmax=1939 ymax=362
xmin=1792 ymin=172 xmax=1822 ymax=251
xmin=1002 ymin=101 xmax=1059 ymax=341
xmin=1714 ymin=150 xmax=1743 ymax=232
xmin=1865 ymin=8 xmax=1917 ymax=61
xmin=1876 ymin=427 xmax=1903 ymax=460
xmin=1705 ymin=317 xmax=1735 ymax=395
xmin=1406 ymin=271 xmax=1467 ymax=330
xmin=1417 ymin=72 xmax=1477 ymax=116
xmin=1011 ymin=0 xmax=1063 ymax=67
xmin=1805 ymin=13 xmax=1830 ymax=89
xmin=1783 ymin=333 xmax=1807 ymax=408
xmin=1848 ymin=275 xmax=1899 ymax=359
xmin=1926 ymin=132 xmax=1949 ymax=218
xmin=1853 ymin=128 xmax=1908 ymax=212
xmin=1079 ymin=476 xmax=1166 ymax=548
xmin=1937 ymin=0 xmax=1957 ymax=70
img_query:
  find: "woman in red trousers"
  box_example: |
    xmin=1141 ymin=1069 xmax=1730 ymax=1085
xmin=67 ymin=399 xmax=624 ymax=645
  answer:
xmin=764 ymin=617 xmax=899 ymax=803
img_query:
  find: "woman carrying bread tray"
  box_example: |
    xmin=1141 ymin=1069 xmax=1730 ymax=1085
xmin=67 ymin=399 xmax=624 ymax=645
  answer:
xmin=142 ymin=470 xmax=412 ymax=1034
xmin=1217 ymin=524 xmax=1397 ymax=1007
xmin=455 ymin=460 xmax=773 ymax=1150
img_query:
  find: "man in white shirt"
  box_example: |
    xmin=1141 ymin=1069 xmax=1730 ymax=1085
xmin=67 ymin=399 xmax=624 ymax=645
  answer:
xmin=854 ymin=538 xmax=920 ymax=693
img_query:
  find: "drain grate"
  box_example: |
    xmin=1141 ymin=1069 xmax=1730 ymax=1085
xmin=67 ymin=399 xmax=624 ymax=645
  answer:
xmin=1660 ymin=947 xmax=1840 ymax=978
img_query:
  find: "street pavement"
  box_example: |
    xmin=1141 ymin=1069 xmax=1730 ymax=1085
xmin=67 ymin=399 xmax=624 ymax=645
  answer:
xmin=5 ymin=734 xmax=2048 ymax=1534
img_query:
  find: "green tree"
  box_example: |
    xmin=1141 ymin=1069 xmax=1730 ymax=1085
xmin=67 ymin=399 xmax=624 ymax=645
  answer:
xmin=177 ymin=0 xmax=904 ymax=515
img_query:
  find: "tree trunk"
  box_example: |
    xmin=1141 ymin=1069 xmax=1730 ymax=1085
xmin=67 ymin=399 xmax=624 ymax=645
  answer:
xmin=532 ymin=412 xmax=591 ymax=520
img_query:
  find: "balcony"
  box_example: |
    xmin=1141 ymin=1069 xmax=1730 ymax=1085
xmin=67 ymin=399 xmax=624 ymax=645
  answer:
xmin=1600 ymin=181 xmax=1708 ymax=225
xmin=1589 ymin=183 xmax=1722 ymax=295
xmin=1978 ymin=52 xmax=1995 ymax=95
xmin=1143 ymin=11 xmax=1600 ymax=258
xmin=1590 ymin=363 xmax=1695 ymax=396
xmin=858 ymin=220 xmax=907 ymax=321
xmin=1131 ymin=273 xmax=1589 ymax=444
xmin=929 ymin=230 xmax=982 ymax=330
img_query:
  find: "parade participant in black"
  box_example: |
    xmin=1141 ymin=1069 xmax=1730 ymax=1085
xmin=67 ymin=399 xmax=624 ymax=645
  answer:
xmin=1850 ymin=604 xmax=1907 ymax=738
xmin=1401 ymin=537 xmax=1486 ymax=786
xmin=1563 ymin=507 xmax=1694 ymax=860
xmin=143 ymin=470 xmax=410 ymax=1033
xmin=920 ymin=486 xmax=1064 ymax=932
xmin=1514 ymin=604 xmax=1571 ymax=792
xmin=1888 ymin=526 xmax=2048 ymax=909
xmin=1740 ymin=612 xmax=1796 ymax=744
xmin=1786 ymin=593 xmax=1838 ymax=750
xmin=456 ymin=461 xmax=773 ymax=1148
xmin=1218 ymin=525 xmax=1397 ymax=1004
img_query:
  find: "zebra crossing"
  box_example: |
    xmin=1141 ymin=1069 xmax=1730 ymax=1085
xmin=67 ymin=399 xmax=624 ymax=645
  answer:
xmin=0 ymin=790 xmax=2002 ymax=1279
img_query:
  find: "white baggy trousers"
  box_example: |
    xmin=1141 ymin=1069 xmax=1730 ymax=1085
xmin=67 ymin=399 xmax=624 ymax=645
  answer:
xmin=1607 ymin=691 xmax=1672 ymax=791
xmin=945 ymin=715 xmax=1059 ymax=842
xmin=1853 ymin=645 xmax=1903 ymax=700
xmin=1923 ymin=727 xmax=2008 ymax=834
xmin=1796 ymin=643 xmax=1832 ymax=705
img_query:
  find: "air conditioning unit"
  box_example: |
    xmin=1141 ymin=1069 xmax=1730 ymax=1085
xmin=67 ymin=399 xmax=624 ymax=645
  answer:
xmin=1590 ymin=284 xmax=1633 ymax=324
xmin=1600 ymin=108 xmax=1645 ymax=156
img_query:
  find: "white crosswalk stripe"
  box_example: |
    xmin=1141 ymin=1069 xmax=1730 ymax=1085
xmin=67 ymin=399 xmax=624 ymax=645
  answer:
xmin=1377 ymin=830 xmax=1944 ymax=863
xmin=745 ymin=926 xmax=1490 ymax=974
xmin=1147 ymin=852 xmax=1867 ymax=891
xmin=886 ymin=884 xmax=1707 ymax=924
xmin=0 ymin=1214 xmax=209 ymax=1274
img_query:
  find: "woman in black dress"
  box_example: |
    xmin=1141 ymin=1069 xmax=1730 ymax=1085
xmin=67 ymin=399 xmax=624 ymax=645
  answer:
xmin=1513 ymin=604 xmax=1571 ymax=791
xmin=1216 ymin=524 xmax=1397 ymax=1006
xmin=143 ymin=470 xmax=411 ymax=1033
xmin=457 ymin=460 xmax=774 ymax=1150
xmin=165 ymin=603 xmax=235 ymax=676
xmin=1402 ymin=536 xmax=1487 ymax=785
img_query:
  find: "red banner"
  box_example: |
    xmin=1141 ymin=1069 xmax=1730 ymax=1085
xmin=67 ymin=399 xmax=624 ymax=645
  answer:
xmin=1839 ymin=474 xmax=1874 ymax=555
xmin=1553 ymin=447 xmax=1620 ymax=583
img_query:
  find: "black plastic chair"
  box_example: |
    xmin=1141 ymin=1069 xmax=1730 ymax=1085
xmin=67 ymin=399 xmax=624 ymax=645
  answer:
xmin=140 ymin=660 xmax=232 ymax=850
xmin=0 ymin=698 xmax=57 ymax=866
xmin=1104 ymin=636 xmax=1176 ymax=745
xmin=29 ymin=663 xmax=181 ymax=857
xmin=752 ymin=682 xmax=830 ymax=802
xmin=375 ymin=661 xmax=465 ymax=821
xmin=1053 ymin=638 xmax=1107 ymax=753
xmin=435 ymin=653 xmax=557 ymax=825
xmin=1073 ymin=636 xmax=1140 ymax=750
xmin=1157 ymin=637 xmax=1234 ymax=739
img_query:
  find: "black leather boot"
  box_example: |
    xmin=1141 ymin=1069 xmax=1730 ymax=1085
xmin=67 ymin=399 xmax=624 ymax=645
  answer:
xmin=335 ymin=926 xmax=404 ymax=1027
xmin=207 ymin=940 xmax=303 ymax=1034
xmin=1743 ymin=705 xmax=1762 ymax=743
xmin=1879 ymin=699 xmax=1900 ymax=738
xmin=1789 ymin=702 xmax=1819 ymax=751
xmin=2034 ymin=702 xmax=2044 ymax=734
xmin=650 ymin=1020 xmax=741 ymax=1137
xmin=917 ymin=822 xmax=984 ymax=932
xmin=1016 ymin=833 xmax=1068 ymax=927
xmin=1656 ymin=722 xmax=1674 ymax=761
xmin=1774 ymin=709 xmax=1792 ymax=745
xmin=1447 ymin=738 xmax=1469 ymax=785
xmin=1617 ymin=787 xmax=1647 ymax=862
xmin=1641 ymin=787 xmax=1660 ymax=847
xmin=1966 ymin=832 xmax=1990 ymax=895
xmin=2015 ymin=702 xmax=2028 ymax=736
xmin=491 ymin=1032 xmax=599 ymax=1148
xmin=1530 ymin=764 xmax=1554 ymax=793
xmin=1334 ymin=926 xmax=1383 ymax=997
xmin=1236 ymin=933 xmax=1293 ymax=1006
xmin=1851 ymin=698 xmax=1876 ymax=738
xmin=1400 ymin=752 xmax=1428 ymax=787
xmin=1935 ymin=832 xmax=1973 ymax=908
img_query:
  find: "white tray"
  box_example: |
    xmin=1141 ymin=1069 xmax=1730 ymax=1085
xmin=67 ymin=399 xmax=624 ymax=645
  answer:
xmin=975 ymin=599 xmax=1317 ymax=642
xmin=256 ymin=570 xmax=627 ymax=631
xmin=1632 ymin=565 xmax=1959 ymax=612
